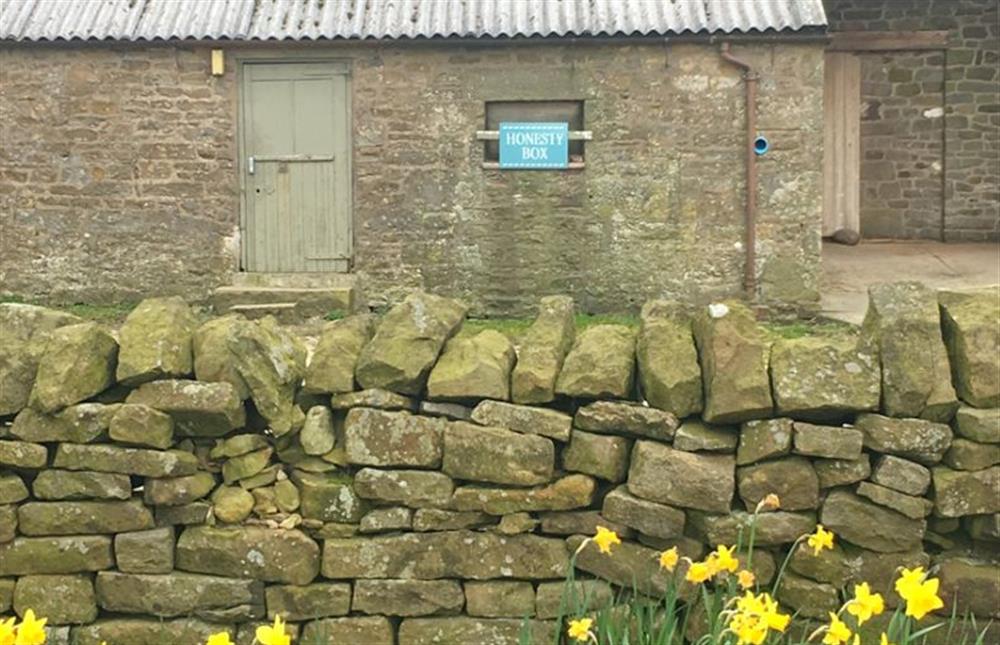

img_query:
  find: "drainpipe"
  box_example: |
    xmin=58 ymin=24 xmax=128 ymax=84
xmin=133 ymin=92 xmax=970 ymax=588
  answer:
xmin=719 ymin=42 xmax=759 ymax=298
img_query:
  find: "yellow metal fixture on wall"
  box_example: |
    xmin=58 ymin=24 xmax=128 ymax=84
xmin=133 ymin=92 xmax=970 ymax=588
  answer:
xmin=211 ymin=49 xmax=224 ymax=76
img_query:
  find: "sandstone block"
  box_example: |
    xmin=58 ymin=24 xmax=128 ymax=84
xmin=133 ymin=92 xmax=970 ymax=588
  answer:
xmin=29 ymin=322 xmax=118 ymax=413
xmin=95 ymin=571 xmax=263 ymax=619
xmin=331 ymin=388 xmax=417 ymax=411
xmin=11 ymin=403 xmax=118 ymax=443
xmin=465 ymin=580 xmax=535 ymax=618
xmin=470 ymin=400 xmax=572 ymax=441
xmin=936 ymin=557 xmax=1000 ymax=619
xmin=356 ymin=291 xmax=467 ymax=395
xmin=792 ymin=422 xmax=864 ymax=460
xmin=573 ymin=401 xmax=678 ymax=440
xmin=412 ymin=509 xmax=492 ymax=532
xmin=856 ymin=413 xmax=953 ymax=464
xmin=354 ymin=468 xmax=454 ymax=508
xmin=116 ymin=297 xmax=196 ymax=385
xmin=535 ymin=580 xmax=614 ymax=619
xmin=775 ymin=572 xmax=840 ymax=619
xmin=321 ymin=531 xmax=567 ymax=580
xmin=145 ymin=472 xmax=216 ymax=506
xmin=115 ymin=527 xmax=174 ymax=574
xmin=398 ymin=618 xmax=554 ymax=645
xmin=0 ymin=303 xmax=81 ymax=416
xmin=0 ymin=504 xmax=14 ymax=543
xmin=628 ymin=441 xmax=734 ymax=513
xmin=673 ymin=421 xmax=738 ymax=453
xmin=736 ymin=418 xmax=793 ymax=465
xmin=17 ymin=498 xmax=154 ymax=536
xmin=693 ymin=302 xmax=773 ymax=424
xmin=871 ymin=455 xmax=931 ymax=496
xmin=427 ymin=330 xmax=515 ymax=401
xmin=300 ymin=405 xmax=336 ymax=455
xmin=108 ymin=403 xmax=175 ymax=449
xmin=562 ymin=430 xmax=630 ymax=482
xmin=354 ymin=579 xmax=464 ymax=617
xmin=291 ymin=471 xmax=365 ymax=522
xmin=738 ymin=457 xmax=820 ymax=512
xmin=450 ymin=474 xmax=595 ymax=515
xmin=843 ymin=547 xmax=931 ymax=608
xmin=636 ymin=302 xmax=703 ymax=417
xmin=300 ymin=617 xmax=393 ymax=645
xmin=555 ymin=324 xmax=636 ymax=399
xmin=303 ymin=314 xmax=376 ymax=394
xmin=0 ymin=473 xmax=27 ymax=504
xmin=154 ymin=502 xmax=212 ymax=526
xmin=418 ymin=400 xmax=472 ymax=420
xmin=54 ymin=443 xmax=198 ymax=477
xmin=14 ymin=574 xmax=97 ymax=625
xmin=32 ymin=469 xmax=131 ymax=501
xmin=932 ymin=466 xmax=1000 ymax=517
xmin=265 ymin=582 xmax=351 ymax=621
xmin=820 ymin=490 xmax=925 ymax=552
xmin=360 ymin=506 xmax=412 ymax=533
xmin=192 ymin=315 xmax=251 ymax=399
xmin=567 ymin=535 xmax=675 ymax=597
xmin=943 ymin=438 xmax=1000 ymax=471
xmin=511 ymin=295 xmax=575 ymax=404
xmin=126 ymin=379 xmax=245 ymax=437
xmin=537 ymin=511 xmax=634 ymax=538
xmin=788 ymin=542 xmax=850 ymax=587
xmin=939 ymin=288 xmax=1000 ymax=408
xmin=210 ymin=433 xmax=269 ymax=459
xmin=176 ymin=525 xmax=320 ymax=585
xmin=0 ymin=439 xmax=47 ymax=468
xmin=687 ymin=510 xmax=816 ymax=547
xmin=0 ymin=578 xmax=11 ymax=613
xmin=815 ymin=456 xmax=871 ymax=488
xmin=222 ymin=447 xmax=272 ymax=484
xmin=71 ymin=618 xmax=233 ymax=645
xmin=602 ymin=485 xmax=685 ymax=539
xmin=211 ymin=486 xmax=255 ymax=524
xmin=770 ymin=335 xmax=879 ymax=421
xmin=856 ymin=481 xmax=932 ymax=520
xmin=344 ymin=408 xmax=445 ymax=468
xmin=953 ymin=406 xmax=1000 ymax=443
xmin=443 ymin=421 xmax=553 ymax=486
xmin=0 ymin=536 xmax=114 ymax=575
xmin=862 ymin=282 xmax=957 ymax=420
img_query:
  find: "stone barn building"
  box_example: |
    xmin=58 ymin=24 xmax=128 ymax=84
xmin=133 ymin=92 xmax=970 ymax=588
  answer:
xmin=0 ymin=0 xmax=995 ymax=316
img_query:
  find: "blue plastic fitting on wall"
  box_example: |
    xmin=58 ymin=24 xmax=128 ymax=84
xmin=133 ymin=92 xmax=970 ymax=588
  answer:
xmin=753 ymin=136 xmax=769 ymax=156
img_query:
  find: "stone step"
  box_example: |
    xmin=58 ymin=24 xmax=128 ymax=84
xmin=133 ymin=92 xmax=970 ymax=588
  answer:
xmin=212 ymin=286 xmax=355 ymax=321
xmin=227 ymin=302 xmax=298 ymax=322
xmin=230 ymin=272 xmax=357 ymax=289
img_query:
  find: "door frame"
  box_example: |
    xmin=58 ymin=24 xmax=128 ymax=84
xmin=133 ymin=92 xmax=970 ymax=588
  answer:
xmin=235 ymin=52 xmax=354 ymax=272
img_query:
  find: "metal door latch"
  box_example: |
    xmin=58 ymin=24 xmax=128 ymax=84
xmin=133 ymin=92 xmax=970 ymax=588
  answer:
xmin=248 ymin=156 xmax=255 ymax=175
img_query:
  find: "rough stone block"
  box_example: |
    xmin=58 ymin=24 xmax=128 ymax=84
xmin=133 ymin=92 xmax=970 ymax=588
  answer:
xmin=427 ymin=330 xmax=515 ymax=401
xmin=792 ymin=422 xmax=864 ymax=460
xmin=222 ymin=447 xmax=273 ymax=484
xmin=29 ymin=322 xmax=118 ymax=413
xmin=737 ymin=457 xmax=820 ymax=512
xmin=0 ymin=536 xmax=114 ymax=575
xmin=192 ymin=315 xmax=251 ymax=399
xmin=0 ymin=439 xmax=48 ymax=468
xmin=465 ymin=581 xmax=535 ymax=618
xmin=344 ymin=408 xmax=445 ymax=468
xmin=33 ymin=469 xmax=132 ymax=501
xmin=54 ymin=443 xmax=198 ymax=478
xmin=108 ymin=403 xmax=175 ymax=450
xmin=602 ymin=485 xmax=685 ymax=539
xmin=331 ymin=388 xmax=417 ymax=411
xmin=815 ymin=456 xmax=871 ymax=488
xmin=18 ymin=499 xmax=154 ymax=536
xmin=788 ymin=542 xmax=850 ymax=587
xmin=354 ymin=468 xmax=454 ymax=508
xmin=443 ymin=421 xmax=553 ymax=486
xmin=555 ymin=324 xmax=636 ymax=399
xmin=939 ymin=288 xmax=1000 ymax=408
xmin=300 ymin=406 xmax=336 ymax=456
xmin=210 ymin=434 xmax=269 ymax=459
xmin=932 ymin=466 xmax=1000 ymax=517
xmin=116 ymin=297 xmax=196 ymax=385
xmin=360 ymin=507 xmax=412 ymax=533
xmin=736 ymin=418 xmax=793 ymax=465
xmin=300 ymin=617 xmax=394 ymax=645
xmin=11 ymin=403 xmax=118 ymax=444
xmin=211 ymin=486 xmax=255 ymax=524
xmin=0 ymin=505 xmax=14 ymax=543
xmin=775 ymin=571 xmax=840 ymax=619
xmin=265 ymin=582 xmax=351 ymax=621
xmin=856 ymin=481 xmax=932 ymax=519
xmin=636 ymin=302 xmax=703 ymax=418
xmin=0 ymin=473 xmax=28 ymax=505
xmin=70 ymin=618 xmax=233 ymax=645
xmin=14 ymin=574 xmax=97 ymax=625
xmin=145 ymin=472 xmax=217 ymax=506
xmin=871 ymin=455 xmax=931 ymax=496
xmin=450 ymin=474 xmax=595 ymax=515
xmin=628 ymin=441 xmax=734 ymax=513
xmin=535 ymin=580 xmax=614 ymax=619
xmin=126 ymin=379 xmax=246 ymax=438
xmin=573 ymin=401 xmax=677 ymax=440
xmin=820 ymin=490 xmax=926 ymax=552
xmin=115 ymin=527 xmax=175 ymax=574
xmin=936 ymin=557 xmax=1000 ymax=619
xmin=354 ymin=579 xmax=464 ymax=617
xmin=687 ymin=510 xmax=816 ymax=547
xmin=953 ymin=406 xmax=1000 ymax=444
xmin=856 ymin=413 xmax=953 ymax=464
xmin=470 ymin=400 xmax=572 ymax=441
xmin=537 ymin=511 xmax=634 ymax=538
xmin=418 ymin=400 xmax=473 ymax=421
xmin=943 ymin=438 xmax=1000 ymax=471
xmin=291 ymin=471 xmax=365 ymax=523
xmin=562 ymin=430 xmax=630 ymax=482
xmin=398 ymin=618 xmax=554 ymax=645
xmin=567 ymin=535 xmax=676 ymax=597
xmin=356 ymin=291 xmax=467 ymax=395
xmin=0 ymin=578 xmax=11 ymax=613
xmin=673 ymin=421 xmax=738 ymax=453
xmin=154 ymin=501 xmax=212 ymax=527
xmin=511 ymin=295 xmax=575 ymax=404
xmin=321 ymin=531 xmax=567 ymax=580
xmin=95 ymin=571 xmax=263 ymax=619
xmin=176 ymin=526 xmax=320 ymax=585
xmin=303 ymin=314 xmax=376 ymax=394
xmin=412 ymin=509 xmax=492 ymax=532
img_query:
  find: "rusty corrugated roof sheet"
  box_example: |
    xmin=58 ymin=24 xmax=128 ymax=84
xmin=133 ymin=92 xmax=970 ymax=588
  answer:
xmin=0 ymin=0 xmax=827 ymax=43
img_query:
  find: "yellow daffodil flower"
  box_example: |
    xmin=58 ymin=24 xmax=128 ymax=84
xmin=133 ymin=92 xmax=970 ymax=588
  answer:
xmin=711 ymin=545 xmax=740 ymax=574
xmin=846 ymin=582 xmax=884 ymax=625
xmin=685 ymin=560 xmax=714 ymax=583
xmin=880 ymin=633 xmax=895 ymax=645
xmin=902 ymin=576 xmax=944 ymax=620
xmin=822 ymin=612 xmax=852 ymax=645
xmin=255 ymin=615 xmax=290 ymax=645
xmin=592 ymin=526 xmax=621 ymax=555
xmin=567 ymin=617 xmax=594 ymax=642
xmin=807 ymin=524 xmax=835 ymax=556
xmin=756 ymin=493 xmax=781 ymax=513
xmin=13 ymin=610 xmax=47 ymax=645
xmin=206 ymin=632 xmax=235 ymax=645
xmin=738 ymin=569 xmax=756 ymax=590
xmin=0 ymin=617 xmax=16 ymax=645
xmin=893 ymin=566 xmax=926 ymax=599
xmin=731 ymin=611 xmax=768 ymax=645
xmin=760 ymin=593 xmax=790 ymax=632
xmin=659 ymin=547 xmax=679 ymax=572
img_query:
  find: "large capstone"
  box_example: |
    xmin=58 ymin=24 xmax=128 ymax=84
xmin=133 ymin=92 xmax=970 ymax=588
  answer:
xmin=176 ymin=525 xmax=320 ymax=585
xmin=856 ymin=413 xmax=952 ymax=465
xmin=427 ymin=330 xmax=516 ymax=401
xmin=939 ymin=288 xmax=1000 ymax=408
xmin=627 ymin=441 xmax=734 ymax=513
xmin=693 ymin=301 xmax=773 ymax=424
xmin=355 ymin=291 xmax=467 ymax=395
xmin=192 ymin=315 xmax=251 ymax=399
xmin=636 ymin=301 xmax=703 ymax=418
xmin=442 ymin=421 xmax=554 ymax=486
xmin=29 ymin=322 xmax=118 ymax=413
xmin=126 ymin=380 xmax=245 ymax=438
xmin=344 ymin=408 xmax=445 ymax=468
xmin=820 ymin=490 xmax=926 ymax=552
xmin=861 ymin=282 xmax=957 ymax=420
xmin=304 ymin=314 xmax=376 ymax=394
xmin=511 ymin=295 xmax=575 ymax=404
xmin=770 ymin=335 xmax=879 ymax=421
xmin=555 ymin=325 xmax=636 ymax=399
xmin=116 ymin=297 xmax=197 ymax=385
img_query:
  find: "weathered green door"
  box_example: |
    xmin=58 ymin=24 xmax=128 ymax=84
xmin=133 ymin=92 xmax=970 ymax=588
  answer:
xmin=241 ymin=62 xmax=351 ymax=272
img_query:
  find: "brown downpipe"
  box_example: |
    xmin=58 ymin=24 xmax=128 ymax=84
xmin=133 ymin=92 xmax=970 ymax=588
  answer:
xmin=719 ymin=42 xmax=758 ymax=298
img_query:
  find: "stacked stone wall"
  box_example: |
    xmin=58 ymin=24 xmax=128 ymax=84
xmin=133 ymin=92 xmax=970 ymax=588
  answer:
xmin=0 ymin=283 xmax=997 ymax=643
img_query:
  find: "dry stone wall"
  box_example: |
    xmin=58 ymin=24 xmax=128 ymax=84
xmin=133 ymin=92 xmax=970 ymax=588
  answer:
xmin=0 ymin=284 xmax=998 ymax=644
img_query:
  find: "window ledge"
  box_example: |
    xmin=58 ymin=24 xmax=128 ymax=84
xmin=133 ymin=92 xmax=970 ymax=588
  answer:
xmin=481 ymin=161 xmax=585 ymax=170
xmin=476 ymin=130 xmax=593 ymax=141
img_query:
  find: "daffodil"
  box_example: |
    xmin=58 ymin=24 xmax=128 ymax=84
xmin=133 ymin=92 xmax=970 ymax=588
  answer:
xmin=846 ymin=582 xmax=884 ymax=626
xmin=759 ymin=593 xmax=790 ymax=632
xmin=206 ymin=632 xmax=235 ymax=645
xmin=880 ymin=633 xmax=895 ymax=645
xmin=711 ymin=544 xmax=740 ymax=574
xmin=567 ymin=617 xmax=594 ymax=642
xmin=822 ymin=612 xmax=852 ymax=645
xmin=592 ymin=526 xmax=621 ymax=555
xmin=756 ymin=493 xmax=781 ymax=513
xmin=0 ymin=617 xmax=16 ymax=645
xmin=13 ymin=610 xmax=47 ymax=645
xmin=807 ymin=524 xmax=835 ymax=556
xmin=730 ymin=611 xmax=768 ymax=645
xmin=893 ymin=566 xmax=926 ymax=599
xmin=255 ymin=615 xmax=290 ymax=645
xmin=685 ymin=560 xmax=714 ymax=583
xmin=658 ymin=547 xmax=678 ymax=572
xmin=738 ymin=569 xmax=756 ymax=590
xmin=729 ymin=591 xmax=789 ymax=645
xmin=902 ymin=577 xmax=944 ymax=620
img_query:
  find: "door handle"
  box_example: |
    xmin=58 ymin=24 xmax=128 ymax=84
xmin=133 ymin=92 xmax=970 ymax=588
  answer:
xmin=248 ymin=156 xmax=255 ymax=175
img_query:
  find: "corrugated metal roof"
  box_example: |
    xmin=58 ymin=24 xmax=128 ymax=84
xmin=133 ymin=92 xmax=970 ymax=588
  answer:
xmin=0 ymin=0 xmax=827 ymax=43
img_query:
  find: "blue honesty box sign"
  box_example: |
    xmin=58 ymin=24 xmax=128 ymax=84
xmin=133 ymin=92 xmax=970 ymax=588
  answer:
xmin=499 ymin=122 xmax=569 ymax=169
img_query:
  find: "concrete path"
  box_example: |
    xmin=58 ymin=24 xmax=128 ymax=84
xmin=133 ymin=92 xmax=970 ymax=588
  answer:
xmin=820 ymin=240 xmax=1000 ymax=324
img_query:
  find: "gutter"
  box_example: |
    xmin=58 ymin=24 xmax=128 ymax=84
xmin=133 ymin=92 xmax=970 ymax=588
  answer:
xmin=719 ymin=42 xmax=759 ymax=298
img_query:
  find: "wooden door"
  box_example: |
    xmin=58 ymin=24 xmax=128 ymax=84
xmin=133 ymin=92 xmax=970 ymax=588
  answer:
xmin=822 ymin=52 xmax=861 ymax=237
xmin=242 ymin=62 xmax=351 ymax=272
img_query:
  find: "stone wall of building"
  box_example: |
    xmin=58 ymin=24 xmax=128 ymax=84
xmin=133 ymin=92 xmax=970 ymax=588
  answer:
xmin=826 ymin=0 xmax=1000 ymax=241
xmin=1 ymin=283 xmax=997 ymax=643
xmin=0 ymin=39 xmax=825 ymax=315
